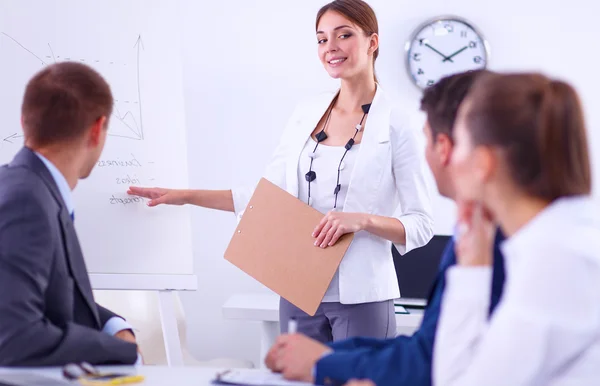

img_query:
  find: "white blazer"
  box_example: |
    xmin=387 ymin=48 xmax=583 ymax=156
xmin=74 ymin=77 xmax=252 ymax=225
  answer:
xmin=232 ymin=85 xmax=434 ymax=304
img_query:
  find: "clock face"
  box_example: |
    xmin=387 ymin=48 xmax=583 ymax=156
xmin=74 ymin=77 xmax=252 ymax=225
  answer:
xmin=406 ymin=17 xmax=489 ymax=89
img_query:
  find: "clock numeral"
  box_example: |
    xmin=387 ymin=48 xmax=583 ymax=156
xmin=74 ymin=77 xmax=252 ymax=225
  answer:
xmin=460 ymin=30 xmax=467 ymax=38
xmin=469 ymin=41 xmax=477 ymax=48
xmin=444 ymin=24 xmax=454 ymax=32
xmin=413 ymin=53 xmax=421 ymax=61
xmin=474 ymin=56 xmax=483 ymax=64
xmin=417 ymin=68 xmax=424 ymax=75
xmin=427 ymin=80 xmax=435 ymax=86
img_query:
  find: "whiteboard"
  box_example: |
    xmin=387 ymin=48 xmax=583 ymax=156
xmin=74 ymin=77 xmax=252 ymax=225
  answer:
xmin=0 ymin=0 xmax=195 ymax=288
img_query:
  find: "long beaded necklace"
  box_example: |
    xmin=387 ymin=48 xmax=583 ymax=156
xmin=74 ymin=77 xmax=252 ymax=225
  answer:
xmin=305 ymin=95 xmax=372 ymax=209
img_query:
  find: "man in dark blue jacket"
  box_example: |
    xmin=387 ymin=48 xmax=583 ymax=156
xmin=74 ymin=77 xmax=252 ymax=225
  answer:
xmin=265 ymin=70 xmax=506 ymax=386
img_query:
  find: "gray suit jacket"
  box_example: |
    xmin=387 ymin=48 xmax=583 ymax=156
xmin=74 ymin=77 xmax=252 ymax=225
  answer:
xmin=0 ymin=147 xmax=138 ymax=366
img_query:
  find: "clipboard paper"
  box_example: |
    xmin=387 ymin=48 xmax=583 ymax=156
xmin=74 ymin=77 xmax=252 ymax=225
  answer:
xmin=214 ymin=369 xmax=313 ymax=386
xmin=224 ymin=178 xmax=353 ymax=316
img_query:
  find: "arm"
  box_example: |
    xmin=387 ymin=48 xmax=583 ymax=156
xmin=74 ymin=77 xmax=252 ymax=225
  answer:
xmin=97 ymin=304 xmax=120 ymax=327
xmin=316 ymin=295 xmax=443 ymax=386
xmin=327 ymin=336 xmax=393 ymax=351
xmin=126 ymin=186 xmax=235 ymax=212
xmin=0 ymin=188 xmax=137 ymax=366
xmin=316 ymin=258 xmax=449 ymax=386
xmin=434 ymin=248 xmax=600 ymax=385
xmin=97 ymin=304 xmax=135 ymax=337
xmin=98 ymin=307 xmax=142 ymax=363
xmin=185 ymin=189 xmax=233 ymax=211
xmin=316 ymin=335 xmax=433 ymax=386
xmin=389 ymin=117 xmax=434 ymax=254
xmin=272 ymin=329 xmax=435 ymax=386
xmin=128 ymin=105 xmax=302 ymax=217
xmin=362 ymin=215 xmax=406 ymax=245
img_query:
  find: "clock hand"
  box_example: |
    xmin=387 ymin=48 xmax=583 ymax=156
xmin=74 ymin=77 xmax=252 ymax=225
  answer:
xmin=443 ymin=46 xmax=468 ymax=62
xmin=424 ymin=43 xmax=454 ymax=63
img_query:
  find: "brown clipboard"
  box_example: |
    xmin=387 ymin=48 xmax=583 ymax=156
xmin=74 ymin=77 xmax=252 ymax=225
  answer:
xmin=224 ymin=178 xmax=354 ymax=316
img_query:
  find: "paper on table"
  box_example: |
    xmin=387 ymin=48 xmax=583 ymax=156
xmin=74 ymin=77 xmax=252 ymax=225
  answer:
xmin=395 ymin=304 xmax=408 ymax=314
xmin=214 ymin=369 xmax=313 ymax=386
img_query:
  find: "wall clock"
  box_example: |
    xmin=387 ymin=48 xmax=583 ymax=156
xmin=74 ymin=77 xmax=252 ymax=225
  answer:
xmin=405 ymin=16 xmax=490 ymax=89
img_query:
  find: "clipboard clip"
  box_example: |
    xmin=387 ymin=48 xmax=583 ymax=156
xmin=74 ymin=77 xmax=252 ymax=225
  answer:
xmin=237 ymin=205 xmax=255 ymax=234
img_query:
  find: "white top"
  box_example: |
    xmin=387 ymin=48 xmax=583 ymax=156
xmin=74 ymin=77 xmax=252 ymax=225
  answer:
xmin=297 ymin=137 xmax=361 ymax=302
xmin=231 ymin=85 xmax=434 ymax=304
xmin=434 ymin=195 xmax=600 ymax=386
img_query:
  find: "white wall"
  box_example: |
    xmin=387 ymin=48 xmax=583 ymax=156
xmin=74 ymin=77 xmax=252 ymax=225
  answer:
xmin=177 ymin=0 xmax=599 ymax=366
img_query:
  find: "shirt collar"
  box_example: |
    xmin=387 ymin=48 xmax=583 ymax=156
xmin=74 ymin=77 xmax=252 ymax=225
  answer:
xmin=499 ymin=196 xmax=589 ymax=262
xmin=34 ymin=152 xmax=74 ymax=215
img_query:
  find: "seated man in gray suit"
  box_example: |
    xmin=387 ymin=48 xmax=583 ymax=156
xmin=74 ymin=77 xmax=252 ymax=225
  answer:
xmin=0 ymin=62 xmax=140 ymax=366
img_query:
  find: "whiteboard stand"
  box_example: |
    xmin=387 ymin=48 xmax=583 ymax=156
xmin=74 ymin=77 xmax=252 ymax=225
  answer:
xmin=157 ymin=290 xmax=184 ymax=366
xmin=90 ymin=274 xmax=198 ymax=367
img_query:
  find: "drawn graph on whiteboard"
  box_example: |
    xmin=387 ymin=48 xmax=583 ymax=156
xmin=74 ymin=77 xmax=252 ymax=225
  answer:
xmin=0 ymin=32 xmax=145 ymax=143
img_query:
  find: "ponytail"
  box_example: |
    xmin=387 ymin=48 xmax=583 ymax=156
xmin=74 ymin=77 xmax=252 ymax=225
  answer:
xmin=538 ymin=80 xmax=591 ymax=199
xmin=464 ymin=72 xmax=592 ymax=201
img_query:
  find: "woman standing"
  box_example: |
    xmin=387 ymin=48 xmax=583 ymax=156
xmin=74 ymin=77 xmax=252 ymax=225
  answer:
xmin=434 ymin=71 xmax=600 ymax=385
xmin=129 ymin=0 xmax=433 ymax=343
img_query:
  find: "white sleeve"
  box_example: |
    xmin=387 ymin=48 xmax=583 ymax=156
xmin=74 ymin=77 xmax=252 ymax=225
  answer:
xmin=230 ymin=104 xmax=301 ymax=219
xmin=434 ymin=246 xmax=600 ymax=386
xmin=390 ymin=114 xmax=434 ymax=254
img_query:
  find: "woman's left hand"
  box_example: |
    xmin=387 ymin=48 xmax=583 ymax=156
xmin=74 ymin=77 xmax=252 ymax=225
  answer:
xmin=313 ymin=212 xmax=368 ymax=248
xmin=455 ymin=200 xmax=495 ymax=267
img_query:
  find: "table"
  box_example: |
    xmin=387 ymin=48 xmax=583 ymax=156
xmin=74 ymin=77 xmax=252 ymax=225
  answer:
xmin=0 ymin=365 xmax=227 ymax=386
xmin=222 ymin=293 xmax=424 ymax=367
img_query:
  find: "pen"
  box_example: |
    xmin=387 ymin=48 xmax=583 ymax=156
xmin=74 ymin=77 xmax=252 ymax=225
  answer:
xmin=78 ymin=375 xmax=145 ymax=385
xmin=288 ymin=317 xmax=298 ymax=334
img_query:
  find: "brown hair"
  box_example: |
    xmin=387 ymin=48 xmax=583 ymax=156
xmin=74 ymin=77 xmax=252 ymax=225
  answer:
xmin=464 ymin=72 xmax=591 ymax=201
xmin=21 ymin=61 xmax=113 ymax=147
xmin=420 ymin=69 xmax=489 ymax=141
xmin=316 ymin=0 xmax=379 ymax=82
